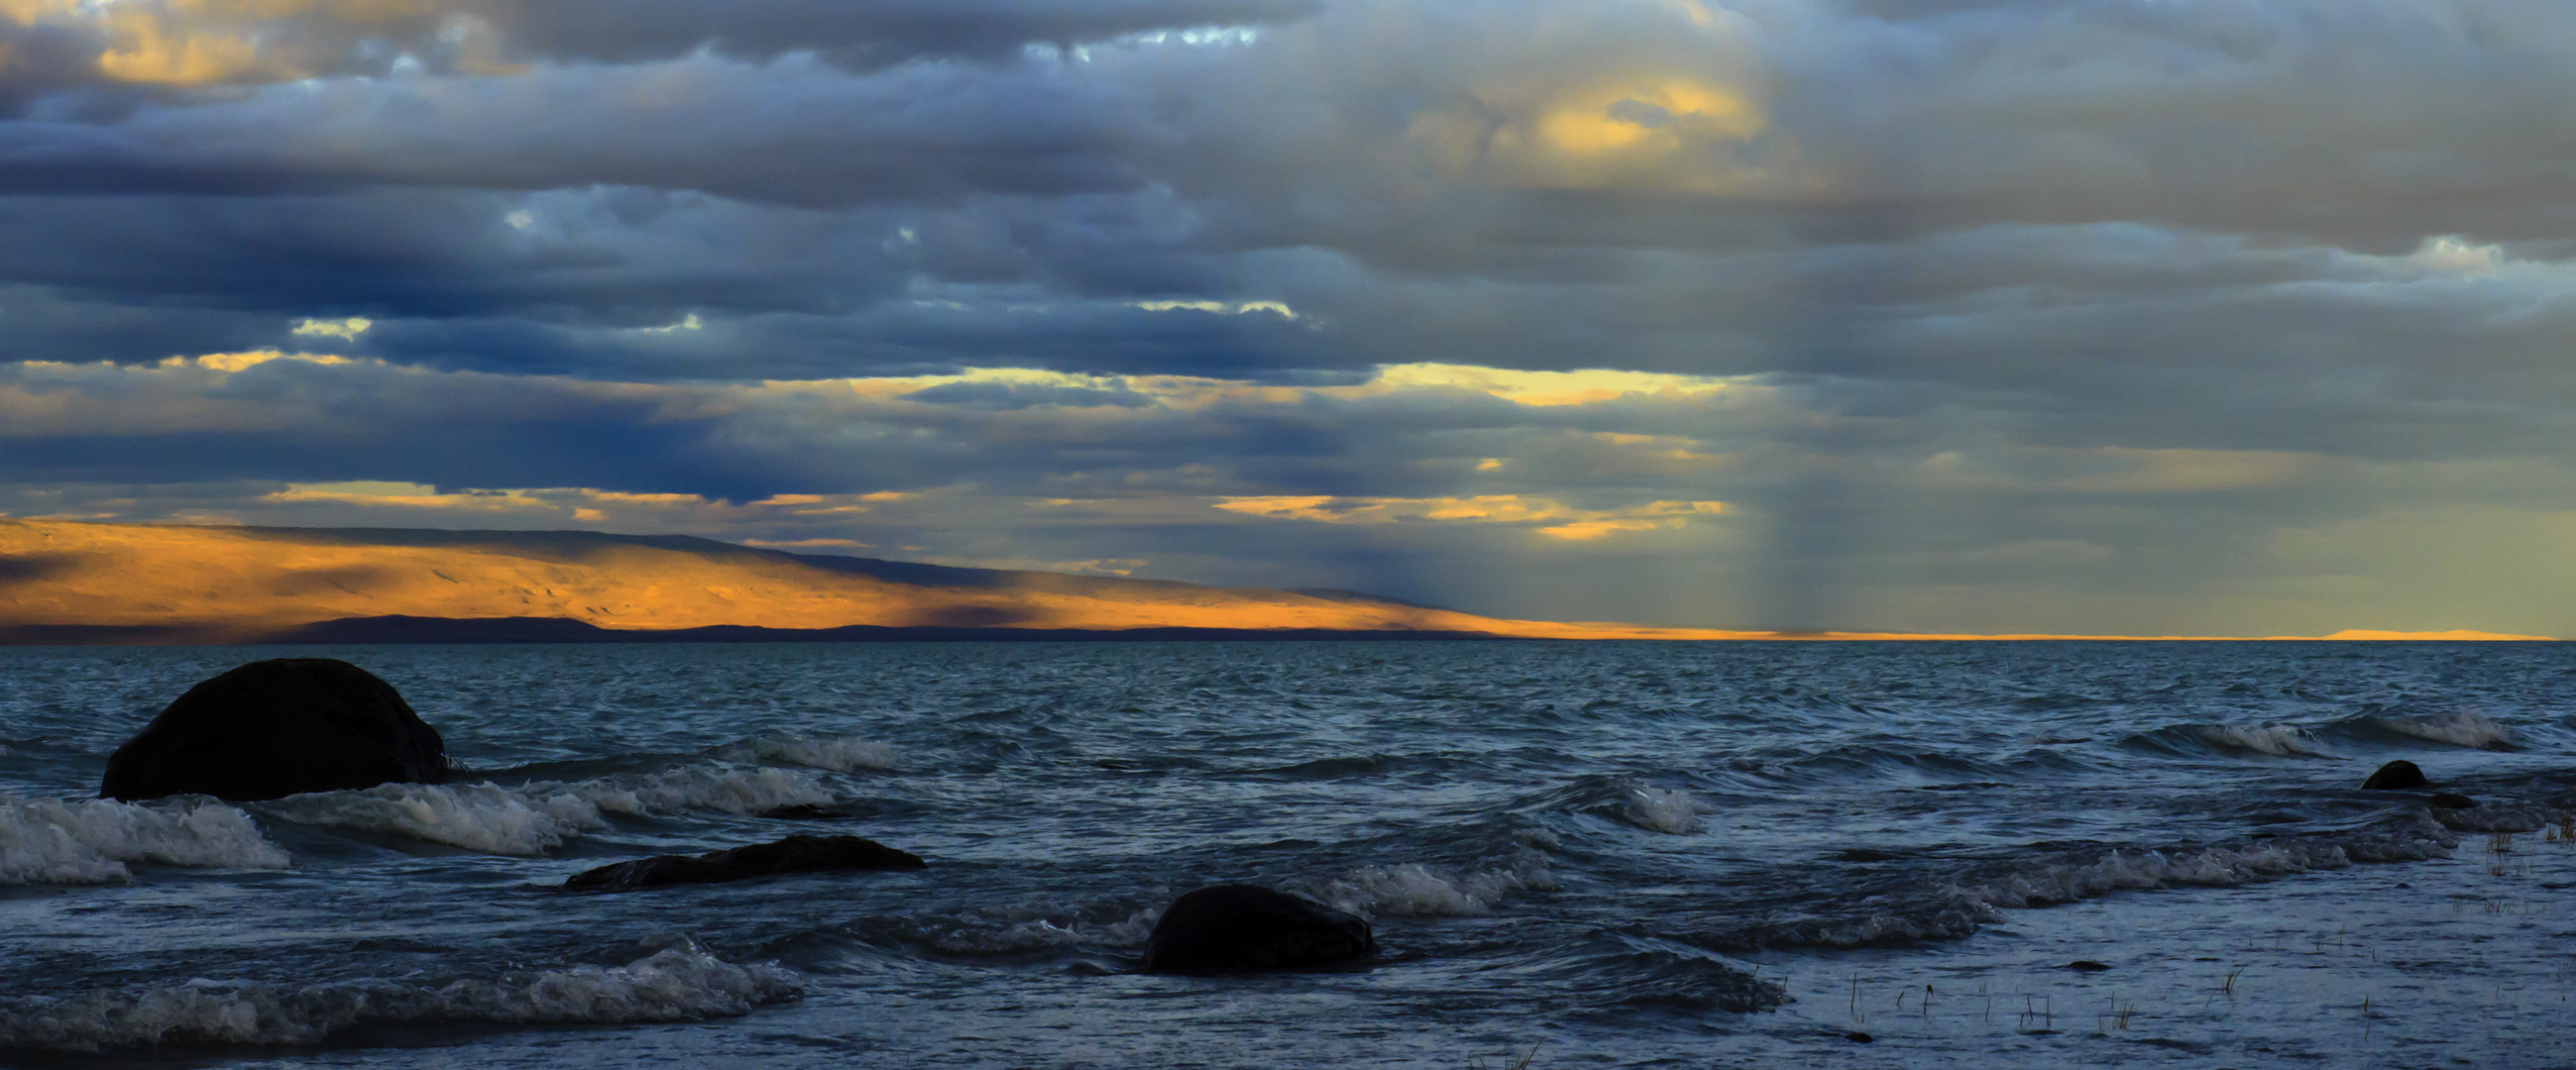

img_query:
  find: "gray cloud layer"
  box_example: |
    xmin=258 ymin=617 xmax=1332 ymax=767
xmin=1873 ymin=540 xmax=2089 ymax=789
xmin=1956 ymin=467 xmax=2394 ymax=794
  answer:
xmin=3 ymin=0 xmax=2573 ymax=633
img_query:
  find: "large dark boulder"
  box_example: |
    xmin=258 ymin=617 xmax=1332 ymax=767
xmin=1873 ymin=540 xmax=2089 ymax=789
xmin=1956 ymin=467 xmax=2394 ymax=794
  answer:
xmin=1141 ymin=885 xmax=1377 ymax=972
xmin=101 ymin=659 xmax=448 ymax=802
xmin=2361 ymin=760 xmax=2429 ymax=791
xmin=565 ymin=834 xmax=926 ymax=892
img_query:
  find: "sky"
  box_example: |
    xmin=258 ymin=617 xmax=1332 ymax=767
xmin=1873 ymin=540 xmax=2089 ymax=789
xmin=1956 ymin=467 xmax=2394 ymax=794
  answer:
xmin=2 ymin=0 xmax=2574 ymax=636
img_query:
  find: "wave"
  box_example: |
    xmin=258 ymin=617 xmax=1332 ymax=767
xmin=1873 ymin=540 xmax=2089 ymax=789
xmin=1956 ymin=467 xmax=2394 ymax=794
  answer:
xmin=1623 ymin=785 xmax=1701 ymax=835
xmin=2120 ymin=723 xmax=2332 ymax=759
xmin=255 ymin=766 xmax=835 ymax=856
xmin=1946 ymin=828 xmax=2450 ymax=910
xmin=714 ymin=732 xmax=897 ymax=773
xmin=2360 ymin=710 xmax=2514 ymax=750
xmin=0 ymin=797 xmax=290 ymax=885
xmin=1718 ymin=821 xmax=2458 ymax=950
xmin=848 ymin=903 xmax=1165 ymax=958
xmin=0 ymin=943 xmax=800 ymax=1052
xmin=2432 ymin=801 xmax=2570 ymax=834
xmin=1302 ymin=855 xmax=1557 ymax=918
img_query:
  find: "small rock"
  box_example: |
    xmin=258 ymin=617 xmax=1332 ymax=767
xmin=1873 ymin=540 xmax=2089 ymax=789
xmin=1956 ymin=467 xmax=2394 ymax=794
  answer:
xmin=2429 ymin=794 xmax=2479 ymax=809
xmin=1141 ymin=885 xmax=1376 ymax=972
xmin=2064 ymin=960 xmax=2111 ymax=972
xmin=566 ymin=834 xmax=925 ymax=892
xmin=2361 ymin=760 xmax=2428 ymax=791
xmin=1847 ymin=1031 xmax=1875 ymax=1043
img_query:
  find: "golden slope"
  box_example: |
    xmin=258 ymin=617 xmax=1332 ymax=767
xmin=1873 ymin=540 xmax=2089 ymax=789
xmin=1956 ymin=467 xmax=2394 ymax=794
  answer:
xmin=0 ymin=520 xmax=2553 ymax=641
xmin=0 ymin=519 xmax=1745 ymax=640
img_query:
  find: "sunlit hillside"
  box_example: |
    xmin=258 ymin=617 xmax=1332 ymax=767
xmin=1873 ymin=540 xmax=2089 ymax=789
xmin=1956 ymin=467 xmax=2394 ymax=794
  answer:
xmin=0 ymin=520 xmax=1754 ymax=642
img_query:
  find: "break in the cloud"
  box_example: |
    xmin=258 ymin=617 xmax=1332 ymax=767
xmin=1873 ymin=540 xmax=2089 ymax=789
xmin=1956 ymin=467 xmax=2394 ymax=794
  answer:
xmin=3 ymin=0 xmax=2574 ymax=636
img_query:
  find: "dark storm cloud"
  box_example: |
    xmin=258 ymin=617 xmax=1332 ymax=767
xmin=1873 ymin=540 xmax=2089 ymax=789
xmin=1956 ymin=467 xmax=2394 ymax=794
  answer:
xmin=0 ymin=0 xmax=1315 ymax=99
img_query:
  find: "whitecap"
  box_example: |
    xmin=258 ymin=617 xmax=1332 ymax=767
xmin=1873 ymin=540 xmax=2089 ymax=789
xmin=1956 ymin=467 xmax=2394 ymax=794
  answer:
xmin=0 ymin=796 xmax=290 ymax=885
xmin=2378 ymin=710 xmax=2513 ymax=750
xmin=1623 ymin=785 xmax=1701 ymax=835
xmin=1306 ymin=856 xmax=1557 ymax=918
xmin=0 ymin=944 xmax=801 ymax=1052
xmin=715 ymin=732 xmax=896 ymax=773
xmin=255 ymin=765 xmax=836 ymax=856
xmin=1949 ymin=827 xmax=2454 ymax=911
xmin=2188 ymin=723 xmax=2330 ymax=758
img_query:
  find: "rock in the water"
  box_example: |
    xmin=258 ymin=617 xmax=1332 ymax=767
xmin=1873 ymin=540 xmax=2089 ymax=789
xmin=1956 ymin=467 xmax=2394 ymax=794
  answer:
xmin=2361 ymin=760 xmax=2429 ymax=790
xmin=2430 ymin=793 xmax=2479 ymax=809
xmin=100 ymin=658 xmax=448 ymax=802
xmin=1141 ymin=885 xmax=1377 ymax=972
xmin=565 ymin=834 xmax=926 ymax=892
xmin=2064 ymin=960 xmax=2111 ymax=972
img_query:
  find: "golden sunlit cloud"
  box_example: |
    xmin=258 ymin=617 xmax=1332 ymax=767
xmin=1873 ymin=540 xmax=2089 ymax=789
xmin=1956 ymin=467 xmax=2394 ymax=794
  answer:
xmin=1214 ymin=494 xmax=1723 ymax=540
xmin=1369 ymin=363 xmax=1744 ymax=406
xmin=167 ymin=350 xmax=352 ymax=373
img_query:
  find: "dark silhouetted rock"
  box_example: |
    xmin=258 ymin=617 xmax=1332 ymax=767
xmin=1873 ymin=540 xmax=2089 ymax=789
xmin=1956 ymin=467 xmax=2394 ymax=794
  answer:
xmin=565 ymin=834 xmax=925 ymax=892
xmin=1141 ymin=885 xmax=1376 ymax=972
xmin=101 ymin=659 xmax=447 ymax=802
xmin=1848 ymin=1031 xmax=1875 ymax=1043
xmin=2064 ymin=960 xmax=2111 ymax=972
xmin=2361 ymin=760 xmax=2429 ymax=790
xmin=2430 ymin=794 xmax=2479 ymax=809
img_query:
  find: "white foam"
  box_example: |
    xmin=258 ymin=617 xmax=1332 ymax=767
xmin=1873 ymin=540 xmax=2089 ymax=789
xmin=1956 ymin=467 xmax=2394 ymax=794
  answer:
xmin=717 ymin=733 xmax=896 ymax=773
xmin=1624 ymin=786 xmax=1702 ymax=834
xmin=0 ymin=944 xmax=801 ymax=1052
xmin=256 ymin=783 xmax=604 ymax=856
xmin=1308 ymin=856 xmax=1557 ymax=918
xmin=2379 ymin=710 xmax=2513 ymax=750
xmin=0 ymin=796 xmax=290 ymax=885
xmin=256 ymin=766 xmax=835 ymax=856
xmin=2189 ymin=724 xmax=2329 ymax=758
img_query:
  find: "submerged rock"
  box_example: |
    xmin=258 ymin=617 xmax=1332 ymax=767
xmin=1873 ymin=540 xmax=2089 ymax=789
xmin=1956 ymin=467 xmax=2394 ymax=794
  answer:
xmin=2429 ymin=794 xmax=2479 ymax=809
xmin=1141 ymin=885 xmax=1377 ymax=972
xmin=100 ymin=658 xmax=448 ymax=802
xmin=2361 ymin=760 xmax=2430 ymax=791
xmin=565 ymin=834 xmax=926 ymax=892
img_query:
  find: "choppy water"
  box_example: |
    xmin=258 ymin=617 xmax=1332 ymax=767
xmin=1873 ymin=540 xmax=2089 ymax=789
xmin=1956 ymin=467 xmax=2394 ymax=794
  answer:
xmin=2 ymin=641 xmax=2572 ymax=1068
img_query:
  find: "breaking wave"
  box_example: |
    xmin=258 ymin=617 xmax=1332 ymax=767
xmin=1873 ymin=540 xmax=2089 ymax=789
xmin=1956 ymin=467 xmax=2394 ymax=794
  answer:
xmin=2123 ymin=723 xmax=2332 ymax=759
xmin=1304 ymin=855 xmax=1557 ymax=918
xmin=0 ymin=796 xmax=290 ymax=885
xmin=1722 ymin=822 xmax=2458 ymax=950
xmin=256 ymin=766 xmax=834 ymax=856
xmin=2370 ymin=710 xmax=2514 ymax=750
xmin=1623 ymin=785 xmax=1702 ymax=835
xmin=715 ymin=733 xmax=896 ymax=773
xmin=0 ymin=944 xmax=801 ymax=1052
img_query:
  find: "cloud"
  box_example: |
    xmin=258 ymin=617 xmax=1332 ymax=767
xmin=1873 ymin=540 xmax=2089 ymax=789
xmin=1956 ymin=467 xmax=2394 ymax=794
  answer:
xmin=2 ymin=0 xmax=2575 ymax=634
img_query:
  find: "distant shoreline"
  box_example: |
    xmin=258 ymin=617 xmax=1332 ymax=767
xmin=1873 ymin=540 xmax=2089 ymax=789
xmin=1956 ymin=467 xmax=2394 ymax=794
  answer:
xmin=0 ymin=615 xmax=2555 ymax=646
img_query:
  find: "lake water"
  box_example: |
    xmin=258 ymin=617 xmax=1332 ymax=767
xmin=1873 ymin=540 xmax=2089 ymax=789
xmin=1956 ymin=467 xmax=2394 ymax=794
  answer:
xmin=1 ymin=641 xmax=2571 ymax=1068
